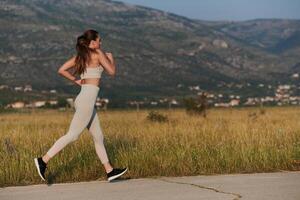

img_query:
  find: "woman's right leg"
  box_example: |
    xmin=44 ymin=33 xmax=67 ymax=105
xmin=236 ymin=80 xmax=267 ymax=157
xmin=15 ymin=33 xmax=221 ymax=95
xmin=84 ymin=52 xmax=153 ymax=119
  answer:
xmin=87 ymin=107 xmax=113 ymax=173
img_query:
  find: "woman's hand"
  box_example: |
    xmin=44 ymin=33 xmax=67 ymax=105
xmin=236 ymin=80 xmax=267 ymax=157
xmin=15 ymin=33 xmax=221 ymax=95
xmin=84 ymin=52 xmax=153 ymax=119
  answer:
xmin=74 ymin=79 xmax=82 ymax=86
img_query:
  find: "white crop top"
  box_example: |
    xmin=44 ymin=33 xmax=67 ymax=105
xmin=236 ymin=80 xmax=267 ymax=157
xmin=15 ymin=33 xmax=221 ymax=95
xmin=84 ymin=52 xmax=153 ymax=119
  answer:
xmin=80 ymin=66 xmax=104 ymax=79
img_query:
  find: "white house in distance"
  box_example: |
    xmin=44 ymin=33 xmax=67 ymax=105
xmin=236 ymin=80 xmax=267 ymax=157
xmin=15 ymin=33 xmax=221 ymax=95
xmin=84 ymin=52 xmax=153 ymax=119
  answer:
xmin=6 ymin=101 xmax=25 ymax=109
xmin=48 ymin=100 xmax=58 ymax=105
xmin=33 ymin=101 xmax=46 ymax=108
xmin=189 ymin=85 xmax=200 ymax=91
xmin=229 ymin=99 xmax=240 ymax=106
xmin=150 ymin=101 xmax=158 ymax=106
xmin=214 ymin=103 xmax=230 ymax=107
xmin=170 ymin=99 xmax=179 ymax=105
xmin=292 ymin=73 xmax=299 ymax=79
xmin=0 ymin=85 xmax=9 ymax=90
xmin=14 ymin=86 xmax=23 ymax=91
xmin=24 ymin=85 xmax=32 ymax=92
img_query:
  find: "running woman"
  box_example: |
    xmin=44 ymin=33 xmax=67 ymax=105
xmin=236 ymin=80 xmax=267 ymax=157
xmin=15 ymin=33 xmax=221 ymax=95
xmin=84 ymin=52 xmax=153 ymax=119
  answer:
xmin=34 ymin=29 xmax=128 ymax=182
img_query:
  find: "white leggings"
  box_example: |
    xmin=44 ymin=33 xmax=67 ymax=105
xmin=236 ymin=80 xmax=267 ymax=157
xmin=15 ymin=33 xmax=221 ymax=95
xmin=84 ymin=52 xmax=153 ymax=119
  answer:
xmin=46 ymin=84 xmax=109 ymax=164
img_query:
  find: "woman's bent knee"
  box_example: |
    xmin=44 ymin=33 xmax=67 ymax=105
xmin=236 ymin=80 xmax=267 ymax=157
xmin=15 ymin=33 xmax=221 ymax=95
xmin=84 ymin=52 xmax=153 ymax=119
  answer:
xmin=64 ymin=132 xmax=80 ymax=142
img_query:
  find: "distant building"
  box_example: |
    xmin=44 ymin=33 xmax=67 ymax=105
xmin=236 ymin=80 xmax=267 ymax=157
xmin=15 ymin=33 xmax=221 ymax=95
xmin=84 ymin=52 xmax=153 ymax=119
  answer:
xmin=278 ymin=85 xmax=291 ymax=90
xmin=290 ymin=96 xmax=299 ymax=101
xmin=159 ymin=98 xmax=168 ymax=103
xmin=33 ymin=101 xmax=46 ymax=108
xmin=150 ymin=101 xmax=158 ymax=106
xmin=214 ymin=103 xmax=230 ymax=107
xmin=170 ymin=99 xmax=178 ymax=105
xmin=262 ymin=96 xmax=275 ymax=102
xmin=292 ymin=73 xmax=299 ymax=79
xmin=14 ymin=86 xmax=23 ymax=91
xmin=275 ymin=84 xmax=292 ymax=104
xmin=229 ymin=99 xmax=240 ymax=106
xmin=244 ymin=98 xmax=258 ymax=106
xmin=0 ymin=85 xmax=9 ymax=90
xmin=24 ymin=85 xmax=32 ymax=92
xmin=48 ymin=100 xmax=58 ymax=105
xmin=7 ymin=101 xmax=25 ymax=109
xmin=189 ymin=85 xmax=200 ymax=91
xmin=207 ymin=93 xmax=215 ymax=98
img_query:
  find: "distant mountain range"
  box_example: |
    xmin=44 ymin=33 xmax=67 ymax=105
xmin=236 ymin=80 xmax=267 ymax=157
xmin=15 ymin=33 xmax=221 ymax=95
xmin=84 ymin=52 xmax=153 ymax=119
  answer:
xmin=1 ymin=0 xmax=300 ymax=101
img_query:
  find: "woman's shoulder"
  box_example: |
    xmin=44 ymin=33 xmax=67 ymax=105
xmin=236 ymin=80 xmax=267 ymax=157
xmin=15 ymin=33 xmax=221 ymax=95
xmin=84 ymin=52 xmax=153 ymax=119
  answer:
xmin=92 ymin=49 xmax=106 ymax=64
xmin=88 ymin=51 xmax=103 ymax=67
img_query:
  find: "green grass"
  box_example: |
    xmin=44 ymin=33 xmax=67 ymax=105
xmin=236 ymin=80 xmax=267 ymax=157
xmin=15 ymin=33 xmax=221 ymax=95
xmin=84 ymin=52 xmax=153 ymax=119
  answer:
xmin=0 ymin=107 xmax=299 ymax=187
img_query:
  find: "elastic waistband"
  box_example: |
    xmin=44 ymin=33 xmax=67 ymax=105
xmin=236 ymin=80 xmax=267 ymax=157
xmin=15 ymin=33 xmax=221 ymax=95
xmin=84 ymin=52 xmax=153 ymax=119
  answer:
xmin=81 ymin=84 xmax=100 ymax=90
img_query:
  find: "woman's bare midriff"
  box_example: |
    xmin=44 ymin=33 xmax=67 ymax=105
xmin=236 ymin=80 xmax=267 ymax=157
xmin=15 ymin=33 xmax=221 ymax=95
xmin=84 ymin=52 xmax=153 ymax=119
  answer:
xmin=81 ymin=78 xmax=101 ymax=87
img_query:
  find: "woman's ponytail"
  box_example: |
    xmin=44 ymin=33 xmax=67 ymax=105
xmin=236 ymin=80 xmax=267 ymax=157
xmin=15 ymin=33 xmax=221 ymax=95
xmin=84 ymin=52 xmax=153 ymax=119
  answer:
xmin=73 ymin=30 xmax=99 ymax=75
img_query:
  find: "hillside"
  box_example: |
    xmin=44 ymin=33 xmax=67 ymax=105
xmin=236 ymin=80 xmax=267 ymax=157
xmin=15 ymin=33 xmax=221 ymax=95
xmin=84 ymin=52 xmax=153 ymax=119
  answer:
xmin=0 ymin=0 xmax=299 ymax=102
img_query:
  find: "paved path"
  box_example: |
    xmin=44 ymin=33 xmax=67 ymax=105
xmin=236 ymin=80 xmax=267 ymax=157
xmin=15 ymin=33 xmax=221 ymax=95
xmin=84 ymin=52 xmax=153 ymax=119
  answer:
xmin=1 ymin=171 xmax=299 ymax=200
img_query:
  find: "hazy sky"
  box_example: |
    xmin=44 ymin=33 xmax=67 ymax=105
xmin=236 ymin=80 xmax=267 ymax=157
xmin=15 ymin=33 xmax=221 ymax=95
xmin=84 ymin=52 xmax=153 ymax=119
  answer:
xmin=115 ymin=0 xmax=300 ymax=21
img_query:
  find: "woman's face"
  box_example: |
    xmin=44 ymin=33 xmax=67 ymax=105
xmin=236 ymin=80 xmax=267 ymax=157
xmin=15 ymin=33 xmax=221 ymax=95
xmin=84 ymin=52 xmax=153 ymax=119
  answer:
xmin=89 ymin=36 xmax=101 ymax=49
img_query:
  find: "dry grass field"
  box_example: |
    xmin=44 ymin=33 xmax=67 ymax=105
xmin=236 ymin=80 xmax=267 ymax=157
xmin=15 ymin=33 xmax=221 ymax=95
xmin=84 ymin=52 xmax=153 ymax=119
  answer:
xmin=1 ymin=107 xmax=299 ymax=187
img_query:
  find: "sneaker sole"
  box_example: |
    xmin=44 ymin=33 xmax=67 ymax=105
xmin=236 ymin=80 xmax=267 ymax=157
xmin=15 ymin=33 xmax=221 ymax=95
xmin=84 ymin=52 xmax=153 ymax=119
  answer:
xmin=34 ymin=158 xmax=45 ymax=181
xmin=108 ymin=168 xmax=128 ymax=182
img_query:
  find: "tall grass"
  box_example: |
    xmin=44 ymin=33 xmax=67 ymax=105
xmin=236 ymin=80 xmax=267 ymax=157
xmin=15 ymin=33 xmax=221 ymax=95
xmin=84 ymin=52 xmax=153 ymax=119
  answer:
xmin=0 ymin=107 xmax=299 ymax=187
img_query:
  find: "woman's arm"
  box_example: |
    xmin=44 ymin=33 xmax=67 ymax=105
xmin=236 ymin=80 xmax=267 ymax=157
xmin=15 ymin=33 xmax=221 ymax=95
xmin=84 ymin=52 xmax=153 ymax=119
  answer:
xmin=105 ymin=52 xmax=115 ymax=65
xmin=96 ymin=49 xmax=116 ymax=77
xmin=57 ymin=56 xmax=81 ymax=85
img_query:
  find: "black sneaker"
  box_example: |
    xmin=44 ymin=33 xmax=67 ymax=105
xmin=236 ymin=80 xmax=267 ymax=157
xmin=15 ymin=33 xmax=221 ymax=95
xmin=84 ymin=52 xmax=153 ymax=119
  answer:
xmin=34 ymin=157 xmax=47 ymax=181
xmin=107 ymin=168 xmax=128 ymax=182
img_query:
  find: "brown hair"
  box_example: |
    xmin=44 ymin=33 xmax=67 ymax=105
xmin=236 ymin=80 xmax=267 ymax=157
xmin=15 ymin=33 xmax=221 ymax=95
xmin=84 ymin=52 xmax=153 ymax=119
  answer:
xmin=73 ymin=29 xmax=99 ymax=75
